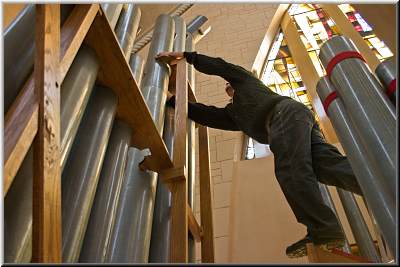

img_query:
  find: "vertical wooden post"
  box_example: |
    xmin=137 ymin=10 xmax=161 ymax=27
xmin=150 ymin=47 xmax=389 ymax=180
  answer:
xmin=170 ymin=60 xmax=188 ymax=262
xmin=32 ymin=4 xmax=62 ymax=263
xmin=198 ymin=125 xmax=215 ymax=262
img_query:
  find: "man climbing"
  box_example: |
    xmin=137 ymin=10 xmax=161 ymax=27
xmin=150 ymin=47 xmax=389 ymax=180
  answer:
xmin=155 ymin=51 xmax=363 ymax=258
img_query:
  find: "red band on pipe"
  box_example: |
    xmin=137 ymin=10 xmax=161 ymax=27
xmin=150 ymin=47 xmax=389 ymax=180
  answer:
xmin=323 ymin=91 xmax=338 ymax=114
xmin=326 ymin=51 xmax=366 ymax=78
xmin=386 ymin=79 xmax=396 ymax=97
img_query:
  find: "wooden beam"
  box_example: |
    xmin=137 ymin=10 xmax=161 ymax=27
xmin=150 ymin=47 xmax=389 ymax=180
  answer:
xmin=187 ymin=203 xmax=203 ymax=242
xmin=172 ymin=60 xmax=188 ymax=167
xmin=198 ymin=125 xmax=215 ymax=263
xmin=320 ymin=4 xmax=381 ymax=71
xmin=306 ymin=243 xmax=372 ymax=263
xmin=3 ymin=78 xmax=38 ymax=196
xmin=281 ymin=12 xmax=338 ymax=144
xmin=169 ymin=60 xmax=189 ymax=263
xmin=84 ymin=10 xmax=173 ymax=172
xmin=32 ymin=4 xmax=62 ymax=263
xmin=59 ymin=4 xmax=99 ymax=83
xmin=159 ymin=166 xmax=187 ymax=183
xmin=169 ymin=64 xmax=197 ymax=103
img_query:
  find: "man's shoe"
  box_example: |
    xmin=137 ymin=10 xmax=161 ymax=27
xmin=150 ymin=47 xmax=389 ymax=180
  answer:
xmin=286 ymin=234 xmax=345 ymax=258
xmin=286 ymin=235 xmax=313 ymax=258
xmin=313 ymin=235 xmax=346 ymax=251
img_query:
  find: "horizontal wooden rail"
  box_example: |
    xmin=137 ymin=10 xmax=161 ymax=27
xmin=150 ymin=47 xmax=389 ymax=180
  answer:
xmin=159 ymin=166 xmax=187 ymax=182
xmin=84 ymin=9 xmax=173 ymax=173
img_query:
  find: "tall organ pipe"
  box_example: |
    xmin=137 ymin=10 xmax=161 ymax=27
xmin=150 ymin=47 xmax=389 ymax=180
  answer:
xmin=101 ymin=4 xmax=123 ymax=30
xmin=62 ymin=86 xmax=117 ymax=262
xmin=316 ymin=76 xmax=396 ymax=256
xmin=63 ymin=3 xmax=122 ymax=168
xmin=78 ymin=4 xmax=142 ymax=262
xmin=61 ymin=46 xmax=99 ymax=169
xmin=186 ymin=15 xmax=208 ymax=35
xmin=129 ymin=54 xmax=145 ymax=86
xmin=3 ymin=4 xmax=74 ymax=113
xmin=107 ymin=149 xmax=158 ymax=263
xmin=60 ymin=2 xmax=123 ymax=168
xmin=79 ymin=120 xmax=132 ymax=262
xmin=4 ymin=40 xmax=99 ymax=266
xmin=319 ymin=36 xmax=396 ymax=200
xmin=130 ymin=4 xmax=193 ymax=54
xmin=318 ymin=184 xmax=352 ymax=253
xmin=4 ymin=149 xmax=34 ymax=263
xmin=375 ymin=57 xmax=397 ymax=106
xmin=140 ymin=14 xmax=175 ymax=131
xmin=105 ymin=15 xmax=175 ymax=262
xmin=115 ymin=4 xmax=141 ymax=59
xmin=149 ymin=110 xmax=174 ymax=262
xmin=336 ymin=189 xmax=381 ymax=262
xmin=63 ymin=5 xmax=143 ymax=261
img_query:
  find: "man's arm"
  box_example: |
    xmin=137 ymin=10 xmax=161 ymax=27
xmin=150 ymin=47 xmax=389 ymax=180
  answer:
xmin=183 ymin=52 xmax=253 ymax=84
xmin=156 ymin=51 xmax=253 ymax=84
xmin=167 ymin=95 xmax=240 ymax=131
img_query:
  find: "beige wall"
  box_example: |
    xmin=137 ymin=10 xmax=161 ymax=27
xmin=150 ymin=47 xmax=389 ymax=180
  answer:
xmin=180 ymin=4 xmax=279 ymax=263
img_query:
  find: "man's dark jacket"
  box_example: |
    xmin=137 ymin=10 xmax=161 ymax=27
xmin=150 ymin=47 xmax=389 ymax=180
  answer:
xmin=167 ymin=52 xmax=289 ymax=144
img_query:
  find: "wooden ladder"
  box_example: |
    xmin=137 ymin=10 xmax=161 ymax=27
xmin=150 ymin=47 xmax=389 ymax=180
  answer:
xmin=4 ymin=4 xmax=214 ymax=263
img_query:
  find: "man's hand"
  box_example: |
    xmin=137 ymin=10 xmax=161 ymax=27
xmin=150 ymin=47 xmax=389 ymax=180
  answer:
xmin=156 ymin=51 xmax=184 ymax=65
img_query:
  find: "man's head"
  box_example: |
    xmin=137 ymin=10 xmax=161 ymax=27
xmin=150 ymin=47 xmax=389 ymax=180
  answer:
xmin=225 ymin=82 xmax=234 ymax=98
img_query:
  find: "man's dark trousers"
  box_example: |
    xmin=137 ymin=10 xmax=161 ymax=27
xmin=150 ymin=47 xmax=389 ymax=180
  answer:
xmin=267 ymin=98 xmax=363 ymax=240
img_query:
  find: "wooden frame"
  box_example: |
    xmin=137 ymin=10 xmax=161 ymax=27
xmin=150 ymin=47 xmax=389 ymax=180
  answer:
xmin=4 ymin=4 xmax=214 ymax=263
xmin=306 ymin=244 xmax=372 ymax=263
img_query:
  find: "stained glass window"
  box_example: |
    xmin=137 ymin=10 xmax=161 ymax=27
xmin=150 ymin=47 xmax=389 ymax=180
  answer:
xmin=337 ymin=4 xmax=394 ymax=60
